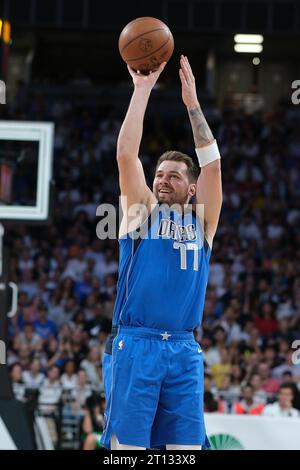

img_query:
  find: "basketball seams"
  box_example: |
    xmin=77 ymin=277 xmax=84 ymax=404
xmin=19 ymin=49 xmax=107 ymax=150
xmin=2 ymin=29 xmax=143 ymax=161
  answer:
xmin=120 ymin=28 xmax=169 ymax=54
xmin=118 ymin=17 xmax=173 ymax=73
xmin=126 ymin=33 xmax=171 ymax=62
xmin=124 ymin=17 xmax=160 ymax=27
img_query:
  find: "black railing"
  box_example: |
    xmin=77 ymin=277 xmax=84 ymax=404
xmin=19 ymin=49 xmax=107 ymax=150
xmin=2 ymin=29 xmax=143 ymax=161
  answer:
xmin=2 ymin=0 xmax=300 ymax=35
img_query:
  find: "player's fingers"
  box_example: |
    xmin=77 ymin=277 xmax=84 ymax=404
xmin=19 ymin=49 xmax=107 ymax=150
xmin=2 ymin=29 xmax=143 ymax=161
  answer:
xmin=158 ymin=61 xmax=167 ymax=73
xmin=179 ymin=68 xmax=188 ymax=87
xmin=181 ymin=55 xmax=192 ymax=78
xmin=180 ymin=55 xmax=191 ymax=83
xmin=184 ymin=56 xmax=195 ymax=81
xmin=127 ymin=65 xmax=137 ymax=77
xmin=151 ymin=62 xmax=166 ymax=79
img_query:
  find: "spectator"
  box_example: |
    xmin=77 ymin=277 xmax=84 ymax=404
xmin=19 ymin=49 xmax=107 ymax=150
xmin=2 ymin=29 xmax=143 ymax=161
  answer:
xmin=262 ymin=383 xmax=300 ymax=417
xmin=80 ymin=346 xmax=102 ymax=391
xmin=22 ymin=358 xmax=45 ymax=390
xmin=10 ymin=363 xmax=26 ymax=401
xmin=257 ymin=362 xmax=280 ymax=396
xmin=14 ymin=322 xmax=43 ymax=352
xmin=82 ymin=393 xmax=106 ymax=450
xmin=38 ymin=365 xmax=62 ymax=415
xmin=61 ymin=359 xmax=77 ymax=391
xmin=254 ymin=302 xmax=278 ymax=338
xmin=72 ymin=369 xmax=93 ymax=411
xmin=210 ymin=348 xmax=232 ymax=389
xmin=232 ymin=384 xmax=265 ymax=415
xmin=33 ymin=304 xmax=57 ymax=340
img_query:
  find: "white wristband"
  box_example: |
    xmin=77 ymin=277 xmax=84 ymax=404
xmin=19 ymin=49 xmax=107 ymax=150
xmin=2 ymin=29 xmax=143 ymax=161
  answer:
xmin=195 ymin=140 xmax=221 ymax=168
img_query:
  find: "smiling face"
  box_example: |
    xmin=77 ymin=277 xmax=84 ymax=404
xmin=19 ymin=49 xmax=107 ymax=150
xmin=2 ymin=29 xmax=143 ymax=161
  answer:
xmin=153 ymin=160 xmax=196 ymax=206
xmin=278 ymin=386 xmax=294 ymax=409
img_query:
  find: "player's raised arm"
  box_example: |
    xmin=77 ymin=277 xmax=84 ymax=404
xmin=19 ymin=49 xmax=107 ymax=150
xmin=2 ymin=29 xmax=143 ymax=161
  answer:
xmin=179 ymin=55 xmax=222 ymax=248
xmin=117 ymin=63 xmax=166 ymax=209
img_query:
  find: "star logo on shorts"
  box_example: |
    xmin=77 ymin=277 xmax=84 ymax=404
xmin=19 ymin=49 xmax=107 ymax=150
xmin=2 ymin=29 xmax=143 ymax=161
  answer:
xmin=118 ymin=340 xmax=124 ymax=350
xmin=160 ymin=331 xmax=171 ymax=341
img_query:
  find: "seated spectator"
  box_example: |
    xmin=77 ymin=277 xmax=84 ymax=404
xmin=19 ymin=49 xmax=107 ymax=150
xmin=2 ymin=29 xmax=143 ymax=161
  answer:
xmin=257 ymin=362 xmax=280 ymax=396
xmin=33 ymin=304 xmax=57 ymax=340
xmin=82 ymin=393 xmax=105 ymax=450
xmin=226 ymin=364 xmax=245 ymax=401
xmin=204 ymin=373 xmax=228 ymax=413
xmin=232 ymin=384 xmax=265 ymax=415
xmin=22 ymin=358 xmax=45 ymax=390
xmin=203 ymin=327 xmax=227 ymax=368
xmin=38 ymin=366 xmax=62 ymax=448
xmin=210 ymin=347 xmax=232 ymax=389
xmin=72 ymin=369 xmax=93 ymax=412
xmin=80 ymin=346 xmax=102 ymax=391
xmin=219 ymin=306 xmax=241 ymax=344
xmin=249 ymin=373 xmax=268 ymax=404
xmin=62 ymin=248 xmax=88 ymax=282
xmin=262 ymin=383 xmax=300 ymax=417
xmin=19 ymin=269 xmax=38 ymax=301
xmin=272 ymin=350 xmax=300 ymax=382
xmin=47 ymin=338 xmax=74 ymax=369
xmin=14 ymin=322 xmax=43 ymax=353
xmin=38 ymin=365 xmax=62 ymax=415
xmin=16 ymin=344 xmax=31 ymax=370
xmin=61 ymin=359 xmax=78 ymax=391
xmin=10 ymin=362 xmax=26 ymax=401
xmin=74 ymin=271 xmax=93 ymax=304
xmin=279 ymin=371 xmax=300 ymax=411
xmin=254 ymin=302 xmax=278 ymax=338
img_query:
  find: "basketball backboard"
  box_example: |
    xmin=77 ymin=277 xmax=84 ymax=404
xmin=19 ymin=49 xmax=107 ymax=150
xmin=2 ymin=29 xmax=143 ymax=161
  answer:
xmin=0 ymin=121 xmax=54 ymax=222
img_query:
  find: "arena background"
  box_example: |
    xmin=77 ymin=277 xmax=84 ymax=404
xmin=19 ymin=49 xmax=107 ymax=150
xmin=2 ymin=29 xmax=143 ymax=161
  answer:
xmin=0 ymin=0 xmax=300 ymax=450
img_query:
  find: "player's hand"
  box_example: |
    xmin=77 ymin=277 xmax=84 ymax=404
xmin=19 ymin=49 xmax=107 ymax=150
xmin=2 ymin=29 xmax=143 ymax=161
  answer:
xmin=127 ymin=62 xmax=166 ymax=90
xmin=179 ymin=55 xmax=199 ymax=110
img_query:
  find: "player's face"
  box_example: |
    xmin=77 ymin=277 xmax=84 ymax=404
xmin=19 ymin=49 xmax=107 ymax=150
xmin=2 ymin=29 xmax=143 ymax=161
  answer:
xmin=153 ymin=161 xmax=196 ymax=205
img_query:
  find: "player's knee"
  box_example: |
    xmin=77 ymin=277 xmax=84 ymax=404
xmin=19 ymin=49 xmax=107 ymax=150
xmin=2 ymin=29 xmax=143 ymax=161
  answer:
xmin=111 ymin=433 xmax=146 ymax=450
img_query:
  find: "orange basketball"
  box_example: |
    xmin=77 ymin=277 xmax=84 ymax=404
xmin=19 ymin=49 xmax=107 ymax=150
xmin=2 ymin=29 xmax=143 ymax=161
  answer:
xmin=118 ymin=17 xmax=174 ymax=75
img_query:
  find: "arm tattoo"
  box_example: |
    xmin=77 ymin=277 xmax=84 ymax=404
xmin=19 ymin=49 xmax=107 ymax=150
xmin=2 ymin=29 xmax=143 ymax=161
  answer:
xmin=188 ymin=106 xmax=214 ymax=148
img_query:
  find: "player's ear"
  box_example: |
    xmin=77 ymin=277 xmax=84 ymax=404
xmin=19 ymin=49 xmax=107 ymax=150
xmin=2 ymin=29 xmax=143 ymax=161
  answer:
xmin=188 ymin=183 xmax=196 ymax=197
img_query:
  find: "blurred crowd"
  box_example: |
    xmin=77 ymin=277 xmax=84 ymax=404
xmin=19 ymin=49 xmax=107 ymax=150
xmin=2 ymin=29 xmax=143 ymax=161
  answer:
xmin=1 ymin=87 xmax=300 ymax=447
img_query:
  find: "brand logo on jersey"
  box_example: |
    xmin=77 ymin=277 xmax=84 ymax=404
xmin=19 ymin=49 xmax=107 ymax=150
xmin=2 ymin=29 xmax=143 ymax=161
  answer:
xmin=118 ymin=340 xmax=124 ymax=350
xmin=160 ymin=331 xmax=172 ymax=341
xmin=158 ymin=219 xmax=197 ymax=242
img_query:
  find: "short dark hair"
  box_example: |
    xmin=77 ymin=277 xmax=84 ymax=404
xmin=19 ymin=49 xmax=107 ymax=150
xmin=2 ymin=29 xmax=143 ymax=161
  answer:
xmin=280 ymin=383 xmax=294 ymax=395
xmin=156 ymin=150 xmax=199 ymax=183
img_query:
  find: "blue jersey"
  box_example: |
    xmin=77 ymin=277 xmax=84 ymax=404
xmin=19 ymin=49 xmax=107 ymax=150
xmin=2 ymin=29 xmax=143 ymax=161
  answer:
xmin=112 ymin=204 xmax=211 ymax=331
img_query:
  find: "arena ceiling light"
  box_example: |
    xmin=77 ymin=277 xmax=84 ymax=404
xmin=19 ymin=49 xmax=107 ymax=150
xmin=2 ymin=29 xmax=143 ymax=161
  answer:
xmin=234 ymin=33 xmax=264 ymax=54
xmin=234 ymin=44 xmax=263 ymax=53
xmin=234 ymin=34 xmax=264 ymax=44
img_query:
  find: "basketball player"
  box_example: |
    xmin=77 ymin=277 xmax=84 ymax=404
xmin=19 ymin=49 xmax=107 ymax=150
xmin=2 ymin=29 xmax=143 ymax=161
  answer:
xmin=101 ymin=55 xmax=222 ymax=450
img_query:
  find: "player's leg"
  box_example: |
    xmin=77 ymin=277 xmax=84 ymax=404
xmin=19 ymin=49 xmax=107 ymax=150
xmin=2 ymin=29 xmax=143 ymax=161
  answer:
xmin=111 ymin=434 xmax=146 ymax=450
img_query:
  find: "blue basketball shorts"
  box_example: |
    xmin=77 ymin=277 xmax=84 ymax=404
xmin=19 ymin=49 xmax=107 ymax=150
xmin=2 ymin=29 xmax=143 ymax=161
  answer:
xmin=102 ymin=326 xmax=118 ymax=437
xmin=100 ymin=326 xmax=210 ymax=449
